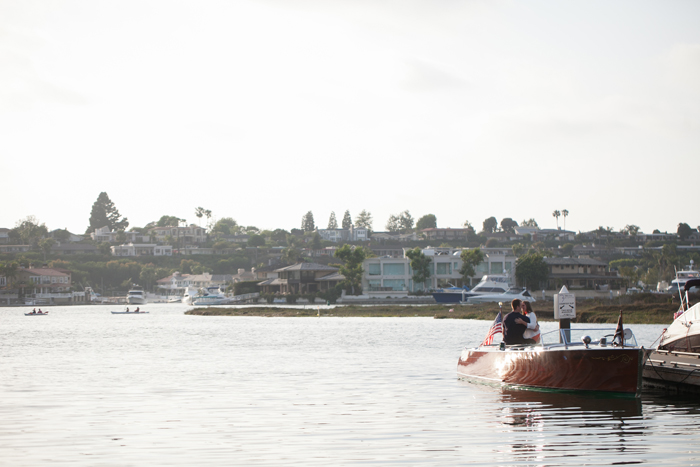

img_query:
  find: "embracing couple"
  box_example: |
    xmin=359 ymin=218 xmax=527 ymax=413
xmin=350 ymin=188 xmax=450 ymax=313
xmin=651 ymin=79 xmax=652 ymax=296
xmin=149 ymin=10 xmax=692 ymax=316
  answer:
xmin=502 ymin=298 xmax=540 ymax=345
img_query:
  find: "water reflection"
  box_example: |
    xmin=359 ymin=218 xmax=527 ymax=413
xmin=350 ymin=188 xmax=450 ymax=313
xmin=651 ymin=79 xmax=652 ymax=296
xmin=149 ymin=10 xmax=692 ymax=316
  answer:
xmin=495 ymin=389 xmax=646 ymax=466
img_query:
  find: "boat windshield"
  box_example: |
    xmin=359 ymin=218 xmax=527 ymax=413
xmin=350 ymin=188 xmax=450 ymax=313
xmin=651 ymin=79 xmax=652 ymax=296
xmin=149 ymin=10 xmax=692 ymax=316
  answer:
xmin=472 ymin=287 xmax=507 ymax=293
xmin=540 ymin=327 xmax=637 ymax=347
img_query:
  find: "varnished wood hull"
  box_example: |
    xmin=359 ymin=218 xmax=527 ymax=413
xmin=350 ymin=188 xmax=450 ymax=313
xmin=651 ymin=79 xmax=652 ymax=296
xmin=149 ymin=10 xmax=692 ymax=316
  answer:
xmin=458 ymin=346 xmax=644 ymax=396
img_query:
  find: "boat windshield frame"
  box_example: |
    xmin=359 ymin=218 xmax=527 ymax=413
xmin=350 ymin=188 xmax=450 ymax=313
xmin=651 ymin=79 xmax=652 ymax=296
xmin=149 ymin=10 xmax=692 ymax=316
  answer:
xmin=539 ymin=327 xmax=638 ymax=348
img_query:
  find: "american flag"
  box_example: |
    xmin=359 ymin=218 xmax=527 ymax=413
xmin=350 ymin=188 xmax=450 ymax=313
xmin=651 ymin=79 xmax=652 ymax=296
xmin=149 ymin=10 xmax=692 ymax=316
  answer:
xmin=613 ymin=310 xmax=624 ymax=346
xmin=481 ymin=311 xmax=503 ymax=346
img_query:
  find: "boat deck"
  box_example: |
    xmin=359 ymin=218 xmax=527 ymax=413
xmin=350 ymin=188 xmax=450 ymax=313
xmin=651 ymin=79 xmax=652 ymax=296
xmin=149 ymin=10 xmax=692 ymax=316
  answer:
xmin=643 ymin=349 xmax=700 ymax=393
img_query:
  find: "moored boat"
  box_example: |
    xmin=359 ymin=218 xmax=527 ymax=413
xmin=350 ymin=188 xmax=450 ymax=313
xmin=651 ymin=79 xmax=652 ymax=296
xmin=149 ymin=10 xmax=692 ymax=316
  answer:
xmin=657 ymin=279 xmax=700 ymax=352
xmin=463 ymin=287 xmax=535 ymax=304
xmin=643 ymin=279 xmax=700 ymax=392
xmin=432 ymin=274 xmax=511 ymax=304
xmin=126 ymin=286 xmax=148 ymax=305
xmin=458 ymin=322 xmax=645 ymax=396
xmin=667 ymin=260 xmax=700 ymax=293
xmin=431 ymin=286 xmax=471 ymax=303
xmin=182 ymin=287 xmax=200 ymax=305
xmin=192 ymin=286 xmax=233 ymax=306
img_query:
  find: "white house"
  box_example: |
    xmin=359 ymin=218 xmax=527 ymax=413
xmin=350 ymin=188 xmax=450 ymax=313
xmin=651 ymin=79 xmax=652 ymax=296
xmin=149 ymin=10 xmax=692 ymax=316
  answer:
xmin=317 ymin=226 xmax=370 ymax=243
xmin=149 ymin=225 xmax=206 ymax=245
xmin=91 ymin=226 xmax=150 ymax=243
xmin=361 ymin=247 xmax=517 ymax=298
xmin=111 ymin=243 xmax=172 ymax=256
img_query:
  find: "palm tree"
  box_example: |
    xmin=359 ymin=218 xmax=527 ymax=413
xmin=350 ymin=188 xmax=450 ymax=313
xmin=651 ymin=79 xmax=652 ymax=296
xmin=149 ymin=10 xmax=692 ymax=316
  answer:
xmin=195 ymin=207 xmax=205 ymax=226
xmin=552 ymin=210 xmax=561 ymax=229
xmin=562 ymin=209 xmax=569 ymax=230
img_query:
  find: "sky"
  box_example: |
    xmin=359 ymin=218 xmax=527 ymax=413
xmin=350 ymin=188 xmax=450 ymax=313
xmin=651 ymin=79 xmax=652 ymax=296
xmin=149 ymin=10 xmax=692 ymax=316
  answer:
xmin=2 ymin=0 xmax=699 ymax=236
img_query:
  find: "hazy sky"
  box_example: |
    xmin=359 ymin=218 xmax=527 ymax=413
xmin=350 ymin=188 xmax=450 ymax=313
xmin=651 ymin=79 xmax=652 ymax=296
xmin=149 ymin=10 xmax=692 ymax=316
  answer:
xmin=2 ymin=0 xmax=699 ymax=235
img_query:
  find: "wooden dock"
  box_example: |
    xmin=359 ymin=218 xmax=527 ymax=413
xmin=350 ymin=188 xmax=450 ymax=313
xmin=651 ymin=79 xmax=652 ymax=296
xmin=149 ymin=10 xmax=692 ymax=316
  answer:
xmin=643 ymin=349 xmax=700 ymax=394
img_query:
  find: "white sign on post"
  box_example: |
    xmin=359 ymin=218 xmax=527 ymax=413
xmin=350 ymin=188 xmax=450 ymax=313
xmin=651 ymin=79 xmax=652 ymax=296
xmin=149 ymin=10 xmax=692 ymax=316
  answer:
xmin=554 ymin=285 xmax=576 ymax=320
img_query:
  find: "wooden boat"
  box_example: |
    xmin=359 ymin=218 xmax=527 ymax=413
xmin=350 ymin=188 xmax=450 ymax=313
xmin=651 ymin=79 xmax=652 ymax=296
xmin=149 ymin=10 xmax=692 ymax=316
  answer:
xmin=458 ymin=326 xmax=645 ymax=396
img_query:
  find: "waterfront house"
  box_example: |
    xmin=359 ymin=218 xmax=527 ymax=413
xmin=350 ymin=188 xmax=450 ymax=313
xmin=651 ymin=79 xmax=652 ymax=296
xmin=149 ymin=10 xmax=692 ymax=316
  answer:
xmin=271 ymin=263 xmax=340 ymax=295
xmin=231 ymin=268 xmax=256 ymax=283
xmin=361 ymin=246 xmax=517 ymax=298
xmin=16 ymin=266 xmax=77 ymax=304
xmin=543 ymin=257 xmax=621 ymax=290
xmin=255 ymin=266 xmax=281 ymax=294
xmin=157 ymin=271 xmax=192 ymax=294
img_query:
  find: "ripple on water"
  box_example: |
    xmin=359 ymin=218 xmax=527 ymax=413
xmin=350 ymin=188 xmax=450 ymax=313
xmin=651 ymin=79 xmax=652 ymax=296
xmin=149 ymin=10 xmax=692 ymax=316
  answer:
xmin=0 ymin=305 xmax=697 ymax=465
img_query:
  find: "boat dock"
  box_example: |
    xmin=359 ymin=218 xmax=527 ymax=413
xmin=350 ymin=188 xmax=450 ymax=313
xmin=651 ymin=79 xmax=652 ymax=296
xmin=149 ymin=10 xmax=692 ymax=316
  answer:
xmin=643 ymin=349 xmax=700 ymax=394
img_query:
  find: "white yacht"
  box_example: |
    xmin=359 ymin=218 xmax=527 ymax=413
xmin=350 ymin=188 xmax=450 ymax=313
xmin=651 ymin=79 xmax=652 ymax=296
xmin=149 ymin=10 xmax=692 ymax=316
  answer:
xmin=432 ymin=274 xmax=512 ymax=304
xmin=463 ymin=287 xmax=536 ymax=304
xmin=192 ymin=286 xmax=234 ymax=306
xmin=126 ymin=287 xmax=148 ymax=305
xmin=181 ymin=287 xmax=200 ymax=305
xmin=668 ymin=260 xmax=700 ymax=293
xmin=659 ymin=278 xmax=700 ymax=352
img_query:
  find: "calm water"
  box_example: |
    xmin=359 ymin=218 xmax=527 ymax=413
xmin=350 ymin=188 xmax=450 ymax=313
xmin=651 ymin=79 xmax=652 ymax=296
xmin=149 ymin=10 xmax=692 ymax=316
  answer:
xmin=1 ymin=304 xmax=698 ymax=466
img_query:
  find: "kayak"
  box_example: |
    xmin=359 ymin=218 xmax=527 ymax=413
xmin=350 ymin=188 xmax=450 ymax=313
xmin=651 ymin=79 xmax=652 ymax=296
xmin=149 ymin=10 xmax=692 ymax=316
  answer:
xmin=111 ymin=311 xmax=149 ymax=314
xmin=25 ymin=313 xmax=49 ymax=316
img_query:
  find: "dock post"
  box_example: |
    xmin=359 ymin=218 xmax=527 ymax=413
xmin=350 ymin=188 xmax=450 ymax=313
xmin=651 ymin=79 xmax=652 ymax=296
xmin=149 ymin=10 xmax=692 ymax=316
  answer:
xmin=554 ymin=286 xmax=576 ymax=344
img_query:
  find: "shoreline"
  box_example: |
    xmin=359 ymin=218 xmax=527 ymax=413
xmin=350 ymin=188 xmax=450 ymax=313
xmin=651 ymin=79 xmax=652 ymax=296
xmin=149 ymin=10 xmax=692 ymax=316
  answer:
xmin=185 ymin=298 xmax=679 ymax=324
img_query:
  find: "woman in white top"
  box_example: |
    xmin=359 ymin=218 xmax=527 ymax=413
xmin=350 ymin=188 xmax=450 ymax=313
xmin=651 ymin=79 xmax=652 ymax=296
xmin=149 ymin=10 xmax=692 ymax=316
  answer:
xmin=521 ymin=301 xmax=540 ymax=343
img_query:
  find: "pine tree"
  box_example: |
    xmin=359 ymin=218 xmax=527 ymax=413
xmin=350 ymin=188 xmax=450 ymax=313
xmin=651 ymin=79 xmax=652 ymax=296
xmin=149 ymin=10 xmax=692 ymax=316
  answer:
xmin=354 ymin=210 xmax=372 ymax=231
xmin=86 ymin=192 xmax=128 ymax=234
xmin=328 ymin=212 xmax=338 ymax=229
xmin=301 ymin=211 xmax=315 ymax=232
xmin=342 ymin=210 xmax=352 ymax=230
